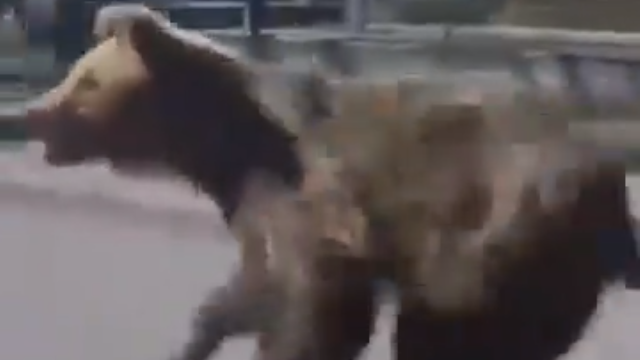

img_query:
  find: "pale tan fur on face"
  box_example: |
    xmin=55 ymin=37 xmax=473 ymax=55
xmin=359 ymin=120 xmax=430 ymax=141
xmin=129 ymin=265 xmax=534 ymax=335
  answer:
xmin=39 ymin=36 xmax=149 ymax=123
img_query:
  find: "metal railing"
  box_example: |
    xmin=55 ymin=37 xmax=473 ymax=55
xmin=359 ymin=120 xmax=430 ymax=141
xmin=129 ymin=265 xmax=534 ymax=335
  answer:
xmin=6 ymin=2 xmax=640 ymax=125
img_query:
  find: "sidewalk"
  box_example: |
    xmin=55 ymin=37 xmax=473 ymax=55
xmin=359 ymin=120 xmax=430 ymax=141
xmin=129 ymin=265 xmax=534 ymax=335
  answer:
xmin=0 ymin=144 xmax=216 ymax=216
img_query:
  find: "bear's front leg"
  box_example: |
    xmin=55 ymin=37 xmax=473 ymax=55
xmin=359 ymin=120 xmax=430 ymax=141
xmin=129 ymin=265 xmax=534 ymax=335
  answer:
xmin=255 ymin=251 xmax=376 ymax=360
xmin=171 ymin=268 xmax=279 ymax=360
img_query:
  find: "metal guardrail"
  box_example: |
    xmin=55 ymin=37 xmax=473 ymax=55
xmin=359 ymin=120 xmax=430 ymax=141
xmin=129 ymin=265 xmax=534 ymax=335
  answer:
xmin=2 ymin=20 xmax=640 ymax=158
xmin=2 ymin=23 xmax=640 ymax=119
xmin=178 ymin=28 xmax=640 ymax=164
xmin=8 ymin=8 xmax=640 ymax=111
xmin=194 ymin=26 xmax=640 ymax=121
xmin=7 ymin=14 xmax=640 ymax=103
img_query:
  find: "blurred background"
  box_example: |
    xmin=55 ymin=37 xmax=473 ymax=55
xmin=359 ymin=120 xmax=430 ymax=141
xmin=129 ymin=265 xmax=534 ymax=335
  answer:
xmin=1 ymin=0 xmax=640 ymax=144
xmin=3 ymin=0 xmax=640 ymax=82
xmin=2 ymin=0 xmax=639 ymax=81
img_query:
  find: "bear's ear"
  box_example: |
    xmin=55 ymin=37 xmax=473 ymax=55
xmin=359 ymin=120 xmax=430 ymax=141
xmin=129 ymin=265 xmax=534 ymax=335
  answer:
xmin=95 ymin=3 xmax=251 ymax=91
xmin=93 ymin=4 xmax=165 ymax=41
xmin=94 ymin=4 xmax=189 ymax=73
xmin=121 ymin=10 xmax=179 ymax=69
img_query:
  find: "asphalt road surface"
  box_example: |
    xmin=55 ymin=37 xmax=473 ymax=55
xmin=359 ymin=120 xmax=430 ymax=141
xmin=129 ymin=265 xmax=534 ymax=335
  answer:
xmin=0 ymin=165 xmax=638 ymax=360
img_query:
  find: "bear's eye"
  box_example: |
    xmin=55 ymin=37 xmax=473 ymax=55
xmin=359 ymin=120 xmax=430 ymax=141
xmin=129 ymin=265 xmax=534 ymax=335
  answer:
xmin=78 ymin=74 xmax=100 ymax=91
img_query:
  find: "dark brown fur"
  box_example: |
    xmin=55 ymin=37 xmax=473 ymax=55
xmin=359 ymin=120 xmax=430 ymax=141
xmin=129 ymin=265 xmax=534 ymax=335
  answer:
xmin=23 ymin=6 xmax=639 ymax=360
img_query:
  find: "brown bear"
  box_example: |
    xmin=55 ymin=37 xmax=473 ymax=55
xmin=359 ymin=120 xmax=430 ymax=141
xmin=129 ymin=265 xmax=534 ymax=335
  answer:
xmin=26 ymin=7 xmax=296 ymax=360
xmin=21 ymin=5 xmax=640 ymax=360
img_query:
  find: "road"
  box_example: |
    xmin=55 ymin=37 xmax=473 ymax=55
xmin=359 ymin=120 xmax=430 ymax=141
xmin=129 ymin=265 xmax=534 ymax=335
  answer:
xmin=0 ymin=163 xmax=637 ymax=360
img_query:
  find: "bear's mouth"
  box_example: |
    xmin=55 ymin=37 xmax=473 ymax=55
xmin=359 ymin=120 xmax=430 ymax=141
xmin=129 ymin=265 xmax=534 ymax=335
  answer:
xmin=29 ymin=113 xmax=106 ymax=167
xmin=41 ymin=141 xmax=93 ymax=166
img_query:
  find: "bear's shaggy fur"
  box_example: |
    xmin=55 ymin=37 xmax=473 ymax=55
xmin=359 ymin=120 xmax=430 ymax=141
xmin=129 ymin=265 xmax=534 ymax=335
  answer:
xmin=23 ymin=5 xmax=639 ymax=360
xmin=27 ymin=8 xmax=292 ymax=359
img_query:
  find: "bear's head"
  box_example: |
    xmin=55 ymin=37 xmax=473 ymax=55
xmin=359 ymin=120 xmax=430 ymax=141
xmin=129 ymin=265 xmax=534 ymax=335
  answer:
xmin=24 ymin=6 xmax=303 ymax=217
xmin=25 ymin=6 xmax=256 ymax=167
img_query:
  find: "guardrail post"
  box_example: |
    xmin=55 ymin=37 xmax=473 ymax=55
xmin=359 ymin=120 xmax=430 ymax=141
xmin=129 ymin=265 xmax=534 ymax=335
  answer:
xmin=345 ymin=0 xmax=368 ymax=34
xmin=245 ymin=0 xmax=266 ymax=37
xmin=510 ymin=53 xmax=539 ymax=91
xmin=244 ymin=33 xmax=278 ymax=62
xmin=557 ymin=54 xmax=595 ymax=118
xmin=314 ymin=39 xmax=356 ymax=76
